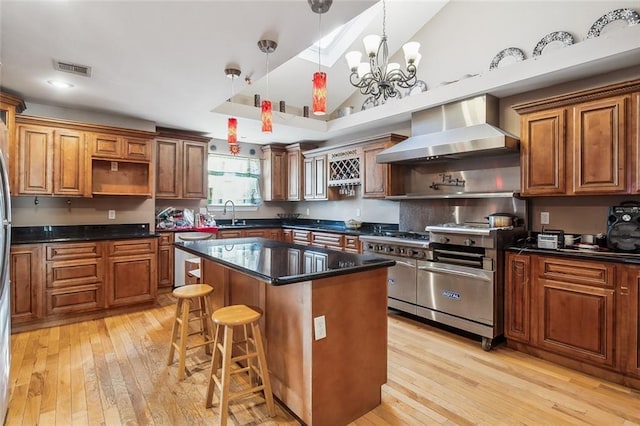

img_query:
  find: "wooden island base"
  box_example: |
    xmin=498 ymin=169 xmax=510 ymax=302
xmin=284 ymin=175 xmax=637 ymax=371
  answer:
xmin=201 ymin=259 xmax=388 ymax=426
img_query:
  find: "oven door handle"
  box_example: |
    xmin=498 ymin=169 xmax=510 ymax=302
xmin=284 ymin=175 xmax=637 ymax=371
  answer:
xmin=418 ymin=264 xmax=492 ymax=282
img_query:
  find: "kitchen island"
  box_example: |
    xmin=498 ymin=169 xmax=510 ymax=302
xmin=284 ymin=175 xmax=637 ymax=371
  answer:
xmin=175 ymin=238 xmax=395 ymax=426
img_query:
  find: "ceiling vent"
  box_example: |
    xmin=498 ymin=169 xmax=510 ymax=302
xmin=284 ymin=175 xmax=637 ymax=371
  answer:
xmin=53 ymin=59 xmax=92 ymax=77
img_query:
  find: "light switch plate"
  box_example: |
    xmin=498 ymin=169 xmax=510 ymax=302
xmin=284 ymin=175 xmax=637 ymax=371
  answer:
xmin=314 ymin=315 xmax=326 ymax=340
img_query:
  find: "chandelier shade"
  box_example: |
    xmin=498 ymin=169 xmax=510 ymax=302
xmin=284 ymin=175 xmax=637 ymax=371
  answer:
xmin=345 ymin=0 xmax=420 ymax=102
xmin=312 ymin=72 xmax=327 ymax=115
xmin=261 ymin=100 xmax=272 ymax=133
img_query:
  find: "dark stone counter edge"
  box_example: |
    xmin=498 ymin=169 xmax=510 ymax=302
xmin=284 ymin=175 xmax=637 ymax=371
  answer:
xmin=12 ymin=233 xmax=160 ymax=245
xmin=506 ymin=246 xmax=640 ymax=265
xmin=175 ymin=242 xmax=396 ymax=286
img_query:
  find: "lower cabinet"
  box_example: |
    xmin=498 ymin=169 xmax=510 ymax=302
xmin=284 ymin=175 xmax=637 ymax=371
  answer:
xmin=10 ymin=245 xmax=43 ymax=323
xmin=45 ymin=242 xmax=105 ymax=315
xmin=505 ymin=252 xmax=639 ymax=388
xmin=157 ymin=232 xmax=174 ymax=291
xmin=216 ymin=228 xmax=282 ymax=240
xmin=106 ymin=239 xmax=158 ymax=307
xmin=10 ymin=237 xmax=159 ymax=328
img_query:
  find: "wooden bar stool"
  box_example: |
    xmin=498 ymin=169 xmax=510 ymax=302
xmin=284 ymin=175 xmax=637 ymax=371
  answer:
xmin=167 ymin=284 xmax=215 ymax=380
xmin=205 ymin=305 xmax=275 ymax=425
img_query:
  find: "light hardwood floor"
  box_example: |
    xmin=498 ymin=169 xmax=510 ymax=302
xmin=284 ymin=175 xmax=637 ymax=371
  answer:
xmin=7 ymin=294 xmax=640 ymax=425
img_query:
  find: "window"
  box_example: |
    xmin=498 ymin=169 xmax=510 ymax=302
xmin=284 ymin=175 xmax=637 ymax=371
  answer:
xmin=207 ymin=154 xmax=262 ymax=206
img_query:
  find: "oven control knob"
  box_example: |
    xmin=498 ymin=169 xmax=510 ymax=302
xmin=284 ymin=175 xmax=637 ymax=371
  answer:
xmin=623 ymin=213 xmax=632 ymax=222
xmin=438 ymin=236 xmax=449 ymax=244
xmin=384 ymin=246 xmax=394 ymax=253
xmin=464 ymin=238 xmax=475 ymax=246
xmin=397 ymin=247 xmax=406 ymax=255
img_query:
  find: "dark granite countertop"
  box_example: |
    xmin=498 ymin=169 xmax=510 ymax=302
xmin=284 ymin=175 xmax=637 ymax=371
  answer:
xmin=506 ymin=244 xmax=640 ymax=265
xmin=12 ymin=223 xmax=158 ymax=244
xmin=175 ymin=237 xmax=395 ymax=285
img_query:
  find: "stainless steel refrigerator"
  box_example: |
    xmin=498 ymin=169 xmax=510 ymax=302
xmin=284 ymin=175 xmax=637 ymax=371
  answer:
xmin=0 ymin=146 xmax=11 ymax=424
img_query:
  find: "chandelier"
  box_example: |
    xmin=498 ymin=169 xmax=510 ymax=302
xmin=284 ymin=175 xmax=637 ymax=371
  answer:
xmin=345 ymin=0 xmax=421 ymax=102
xmin=225 ymin=67 xmax=241 ymax=155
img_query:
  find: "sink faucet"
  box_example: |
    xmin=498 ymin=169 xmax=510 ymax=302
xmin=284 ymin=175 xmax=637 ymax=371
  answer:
xmin=223 ymin=200 xmax=236 ymax=225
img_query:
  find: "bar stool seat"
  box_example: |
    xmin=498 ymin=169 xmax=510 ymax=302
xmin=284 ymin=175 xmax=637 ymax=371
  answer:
xmin=167 ymin=284 xmax=215 ymax=380
xmin=205 ymin=304 xmax=275 ymax=425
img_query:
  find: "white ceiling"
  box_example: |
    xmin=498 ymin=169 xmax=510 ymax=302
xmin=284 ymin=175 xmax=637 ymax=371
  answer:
xmin=0 ymin=0 xmax=448 ymax=144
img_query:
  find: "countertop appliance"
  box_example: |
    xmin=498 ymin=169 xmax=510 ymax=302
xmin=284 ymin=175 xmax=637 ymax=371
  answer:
xmin=607 ymin=202 xmax=640 ymax=252
xmin=0 ymin=147 xmax=12 ymax=424
xmin=362 ymin=223 xmax=524 ymax=351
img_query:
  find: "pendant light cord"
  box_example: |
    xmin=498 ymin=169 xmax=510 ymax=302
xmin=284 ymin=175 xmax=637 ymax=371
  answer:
xmin=318 ymin=12 xmax=322 ymax=72
xmin=265 ymin=52 xmax=270 ymax=100
xmin=382 ymin=0 xmax=386 ymax=38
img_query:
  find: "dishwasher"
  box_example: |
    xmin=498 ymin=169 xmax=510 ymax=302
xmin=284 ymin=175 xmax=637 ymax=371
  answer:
xmin=174 ymin=231 xmax=216 ymax=287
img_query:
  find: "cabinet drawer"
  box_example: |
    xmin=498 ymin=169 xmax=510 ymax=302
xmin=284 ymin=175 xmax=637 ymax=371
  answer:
xmin=537 ymin=256 xmax=614 ymax=288
xmin=158 ymin=232 xmax=174 ymax=246
xmin=46 ymin=242 xmax=102 ymax=261
xmin=217 ymin=230 xmax=243 ymax=239
xmin=46 ymin=284 xmax=104 ymax=315
xmin=344 ymin=236 xmax=361 ymax=252
xmin=46 ymin=259 xmax=103 ymax=288
xmin=311 ymin=232 xmax=343 ymax=248
xmin=108 ymin=238 xmax=157 ymax=256
xmin=292 ymin=230 xmax=311 ymax=244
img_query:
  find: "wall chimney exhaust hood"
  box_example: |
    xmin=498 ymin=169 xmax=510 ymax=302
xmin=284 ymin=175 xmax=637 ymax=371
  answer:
xmin=376 ymin=94 xmax=519 ymax=163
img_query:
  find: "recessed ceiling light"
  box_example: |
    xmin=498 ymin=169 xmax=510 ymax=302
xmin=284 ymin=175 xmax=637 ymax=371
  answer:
xmin=47 ymin=80 xmax=74 ymax=88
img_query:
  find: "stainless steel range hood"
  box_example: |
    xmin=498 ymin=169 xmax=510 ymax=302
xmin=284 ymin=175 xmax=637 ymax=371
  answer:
xmin=377 ymin=94 xmax=519 ymax=163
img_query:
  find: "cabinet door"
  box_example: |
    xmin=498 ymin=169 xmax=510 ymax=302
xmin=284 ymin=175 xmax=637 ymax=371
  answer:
xmin=10 ymin=245 xmax=43 ymax=323
xmin=303 ymin=158 xmax=314 ymax=199
xmin=53 ymin=129 xmax=86 ymax=196
xmin=287 ymin=149 xmax=302 ymax=201
xmin=314 ymin=156 xmax=327 ymax=199
xmin=534 ymin=257 xmax=617 ymax=368
xmin=107 ymin=253 xmax=157 ymax=307
xmin=623 ymin=265 xmax=640 ymax=377
xmin=90 ymin=133 xmax=121 ymax=158
xmin=123 ymin=137 xmax=151 ymax=161
xmin=271 ymin=149 xmax=288 ymax=201
xmin=572 ymin=95 xmax=628 ymax=194
xmin=504 ymin=253 xmax=531 ymax=343
xmin=158 ymin=244 xmax=174 ymax=290
xmin=362 ymin=143 xmax=386 ymax=198
xmin=631 ymin=92 xmax=640 ymax=194
xmin=155 ymin=138 xmax=181 ymax=198
xmin=17 ymin=124 xmax=53 ymax=194
xmin=520 ymin=108 xmax=567 ymax=195
xmin=182 ymin=141 xmax=207 ymax=198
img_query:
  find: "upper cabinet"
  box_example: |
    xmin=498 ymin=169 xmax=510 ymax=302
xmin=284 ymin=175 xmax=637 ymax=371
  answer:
xmin=13 ymin=115 xmax=156 ymax=197
xmin=261 ymin=145 xmax=287 ymax=202
xmin=304 ymin=154 xmax=328 ymax=200
xmin=155 ymin=128 xmax=210 ymax=199
xmin=1 ymin=92 xmax=26 ymax=179
xmin=514 ymin=79 xmax=640 ymax=196
xmin=361 ymin=134 xmax=407 ymax=199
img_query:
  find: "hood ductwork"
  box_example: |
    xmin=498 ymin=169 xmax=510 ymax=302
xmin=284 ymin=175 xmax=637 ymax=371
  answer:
xmin=376 ymin=94 xmax=519 ymax=163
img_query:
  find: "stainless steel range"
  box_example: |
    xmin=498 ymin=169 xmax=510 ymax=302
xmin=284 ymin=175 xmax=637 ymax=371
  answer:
xmin=361 ymin=223 xmax=525 ymax=351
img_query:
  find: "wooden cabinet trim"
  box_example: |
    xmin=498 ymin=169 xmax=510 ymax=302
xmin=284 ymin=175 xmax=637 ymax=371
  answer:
xmin=536 ymin=256 xmax=614 ymax=288
xmin=16 ymin=115 xmax=157 ymax=140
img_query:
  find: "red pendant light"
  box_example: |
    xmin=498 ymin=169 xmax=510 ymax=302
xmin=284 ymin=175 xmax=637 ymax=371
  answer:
xmin=261 ymin=100 xmax=272 ymax=133
xmin=258 ymin=40 xmax=277 ymax=133
xmin=227 ymin=117 xmax=237 ymax=144
xmin=310 ymin=0 xmax=331 ymax=116
xmin=312 ymin=71 xmax=327 ymax=115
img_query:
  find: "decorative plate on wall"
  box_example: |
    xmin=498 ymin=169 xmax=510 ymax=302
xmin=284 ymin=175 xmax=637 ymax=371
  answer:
xmin=532 ymin=31 xmax=575 ymax=57
xmin=489 ymin=47 xmax=526 ymax=70
xmin=586 ymin=8 xmax=640 ymax=39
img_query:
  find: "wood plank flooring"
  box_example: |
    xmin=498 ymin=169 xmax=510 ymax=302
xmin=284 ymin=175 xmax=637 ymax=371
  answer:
xmin=7 ymin=294 xmax=640 ymax=425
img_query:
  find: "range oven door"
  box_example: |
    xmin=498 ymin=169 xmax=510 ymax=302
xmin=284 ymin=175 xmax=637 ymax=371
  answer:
xmin=374 ymin=253 xmax=417 ymax=314
xmin=416 ymin=261 xmax=495 ymax=326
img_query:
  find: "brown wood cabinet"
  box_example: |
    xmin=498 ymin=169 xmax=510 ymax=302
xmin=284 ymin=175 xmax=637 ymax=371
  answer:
xmin=514 ymin=80 xmax=640 ymax=196
xmin=90 ymin=133 xmax=151 ymax=162
xmin=16 ymin=124 xmax=53 ymax=195
xmin=10 ymin=245 xmax=43 ymax=323
xmin=158 ymin=232 xmax=174 ymax=291
xmin=504 ymin=253 xmax=532 ymax=343
xmin=155 ymin=128 xmax=210 ymax=199
xmin=361 ymin=134 xmax=406 ymax=198
xmin=303 ymin=154 xmax=328 ymax=200
xmin=504 ymin=252 xmax=640 ymax=389
xmin=1 ymin=92 xmax=26 ymax=190
xmin=262 ymin=145 xmax=287 ymax=201
xmin=106 ymin=238 xmax=158 ymax=307
xmin=286 ymin=144 xmax=304 ymax=201
xmin=45 ymin=242 xmax=105 ymax=315
xmin=310 ymin=231 xmax=343 ymax=250
xmin=216 ymin=228 xmax=282 ymax=240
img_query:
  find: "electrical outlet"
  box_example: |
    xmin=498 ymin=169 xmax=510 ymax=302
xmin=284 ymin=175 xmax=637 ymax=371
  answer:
xmin=540 ymin=211 xmax=550 ymax=225
xmin=108 ymin=210 xmax=116 ymax=220
xmin=110 ymin=161 xmax=118 ymax=172
xmin=313 ymin=315 xmax=326 ymax=340
xmin=306 ymin=208 xmax=310 ymax=216
xmin=356 ymin=208 xmax=361 ymax=217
